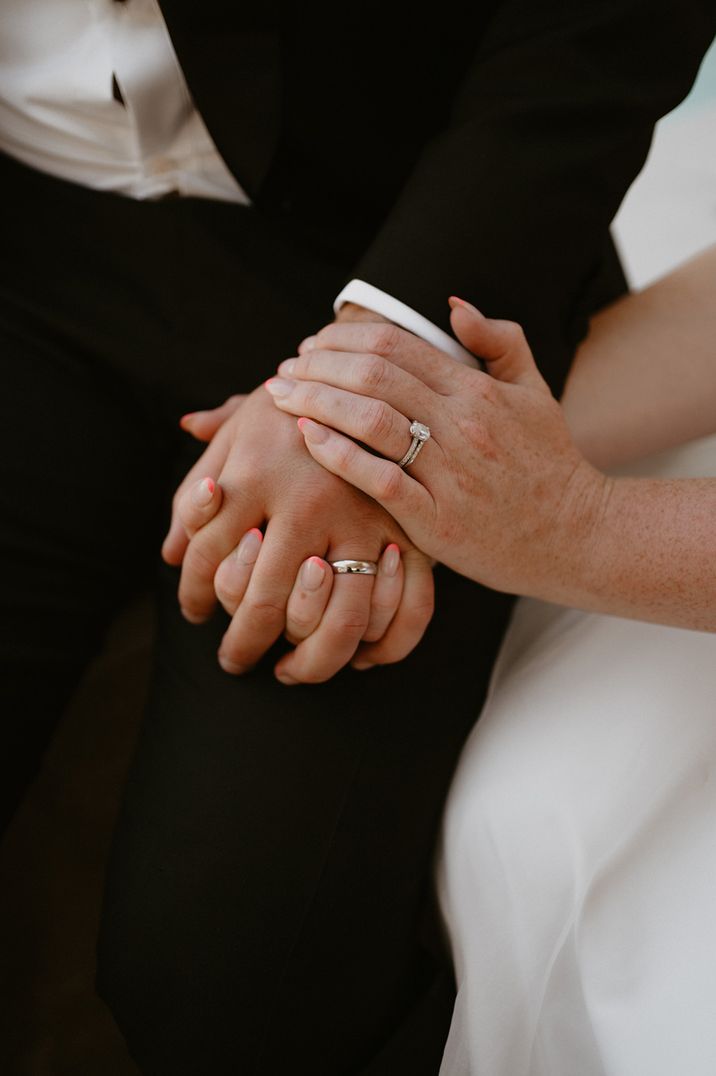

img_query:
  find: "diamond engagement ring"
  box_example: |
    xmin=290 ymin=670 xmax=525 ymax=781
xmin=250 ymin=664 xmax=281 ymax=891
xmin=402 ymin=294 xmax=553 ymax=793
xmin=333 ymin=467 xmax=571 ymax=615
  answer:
xmin=396 ymin=420 xmax=431 ymax=469
xmin=330 ymin=560 xmax=379 ymax=575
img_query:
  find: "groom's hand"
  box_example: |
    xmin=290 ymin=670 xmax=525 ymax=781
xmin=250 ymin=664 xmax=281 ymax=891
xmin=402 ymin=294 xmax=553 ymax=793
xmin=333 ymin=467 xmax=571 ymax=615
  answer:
xmin=169 ymin=370 xmax=434 ymax=684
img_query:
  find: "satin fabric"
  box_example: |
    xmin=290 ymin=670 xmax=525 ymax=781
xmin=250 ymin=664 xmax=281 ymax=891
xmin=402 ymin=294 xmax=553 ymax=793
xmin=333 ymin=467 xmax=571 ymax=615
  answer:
xmin=435 ymin=431 xmax=716 ymax=1076
xmin=0 ymin=0 xmax=247 ymax=201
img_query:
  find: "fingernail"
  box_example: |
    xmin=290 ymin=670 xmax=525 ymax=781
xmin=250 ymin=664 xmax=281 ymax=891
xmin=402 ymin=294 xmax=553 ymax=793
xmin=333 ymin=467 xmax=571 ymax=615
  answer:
xmin=191 ymin=475 xmax=215 ymax=507
xmin=218 ymin=653 xmax=246 ymax=675
xmin=276 ymin=671 xmax=299 ymax=686
xmin=236 ymin=527 xmax=263 ymax=565
xmin=297 ymin=417 xmax=328 ymax=443
xmin=381 ymin=544 xmax=400 ymax=577
xmin=300 ymin=556 xmax=326 ymax=591
xmin=448 ymin=296 xmax=483 ymax=316
xmin=278 ymin=358 xmax=296 ymax=376
xmin=264 ymin=377 xmax=294 ymax=397
xmin=179 ymin=411 xmax=199 ymax=427
xmin=298 ymin=335 xmax=317 ymax=352
xmin=352 ymin=661 xmax=374 ymax=671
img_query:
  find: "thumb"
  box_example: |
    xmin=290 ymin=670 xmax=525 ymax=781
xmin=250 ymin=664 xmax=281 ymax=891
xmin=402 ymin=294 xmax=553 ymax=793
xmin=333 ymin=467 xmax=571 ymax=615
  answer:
xmin=448 ymin=297 xmax=547 ymax=390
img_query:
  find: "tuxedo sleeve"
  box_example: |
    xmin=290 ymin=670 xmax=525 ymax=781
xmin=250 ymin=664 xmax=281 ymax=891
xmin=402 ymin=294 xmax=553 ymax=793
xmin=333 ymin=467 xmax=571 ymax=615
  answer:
xmin=331 ymin=279 xmax=479 ymax=366
xmin=340 ymin=0 xmax=716 ymax=394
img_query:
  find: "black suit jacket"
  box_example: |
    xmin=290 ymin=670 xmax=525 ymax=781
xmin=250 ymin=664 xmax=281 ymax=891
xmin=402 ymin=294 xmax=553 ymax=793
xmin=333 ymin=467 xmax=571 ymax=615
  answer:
xmin=161 ymin=1 xmax=716 ymax=394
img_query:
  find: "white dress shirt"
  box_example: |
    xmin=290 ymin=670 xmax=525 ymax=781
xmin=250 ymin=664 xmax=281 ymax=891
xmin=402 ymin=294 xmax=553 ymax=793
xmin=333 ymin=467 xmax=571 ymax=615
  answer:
xmin=0 ymin=0 xmax=474 ymax=364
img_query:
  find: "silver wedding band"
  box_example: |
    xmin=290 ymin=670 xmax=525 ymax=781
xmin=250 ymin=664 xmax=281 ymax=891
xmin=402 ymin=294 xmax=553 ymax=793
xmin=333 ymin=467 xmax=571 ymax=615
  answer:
xmin=396 ymin=419 xmax=431 ymax=469
xmin=330 ymin=559 xmax=379 ymax=575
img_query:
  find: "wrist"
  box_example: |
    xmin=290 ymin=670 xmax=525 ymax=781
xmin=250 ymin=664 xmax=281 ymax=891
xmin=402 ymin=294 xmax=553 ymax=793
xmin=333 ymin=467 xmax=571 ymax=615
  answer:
xmin=538 ymin=460 xmax=616 ymax=609
xmin=334 ymin=302 xmax=393 ymax=325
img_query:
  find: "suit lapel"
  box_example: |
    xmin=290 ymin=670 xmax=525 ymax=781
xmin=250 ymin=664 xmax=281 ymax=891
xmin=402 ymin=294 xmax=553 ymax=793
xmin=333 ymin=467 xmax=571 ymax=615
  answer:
xmin=157 ymin=0 xmax=282 ymax=199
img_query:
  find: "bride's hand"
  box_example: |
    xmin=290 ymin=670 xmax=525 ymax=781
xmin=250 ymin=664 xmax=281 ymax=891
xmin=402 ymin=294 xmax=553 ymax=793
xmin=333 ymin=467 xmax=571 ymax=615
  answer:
xmin=262 ymin=300 xmax=610 ymax=600
xmin=168 ymin=471 xmax=411 ymax=679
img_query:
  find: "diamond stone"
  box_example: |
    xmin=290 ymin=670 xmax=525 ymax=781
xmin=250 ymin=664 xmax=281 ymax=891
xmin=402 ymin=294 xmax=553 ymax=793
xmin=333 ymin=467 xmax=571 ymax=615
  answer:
xmin=410 ymin=420 xmax=430 ymax=441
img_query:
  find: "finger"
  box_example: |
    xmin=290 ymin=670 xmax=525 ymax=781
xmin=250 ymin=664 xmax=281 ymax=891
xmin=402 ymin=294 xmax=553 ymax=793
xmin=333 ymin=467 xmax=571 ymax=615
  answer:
xmin=175 ymin=475 xmax=223 ymax=539
xmin=275 ymin=348 xmax=441 ymax=412
xmin=448 ymin=300 xmax=548 ymax=390
xmin=296 ymin=321 xmax=467 ymax=394
xmin=213 ymin=527 xmax=263 ymax=617
xmin=177 ymin=483 xmax=262 ymax=622
xmin=362 ymin=544 xmax=403 ymax=643
xmin=352 ymin=548 xmax=434 ymax=670
xmin=178 ymin=394 xmax=247 ymax=442
xmin=284 ymin=556 xmax=333 ymax=644
xmin=265 ymin=378 xmax=436 ymax=473
xmin=273 ymin=552 xmax=375 ymax=685
xmin=161 ymin=421 xmax=234 ymax=566
xmin=216 ymin=518 xmax=315 ymax=675
xmin=297 ymin=417 xmax=433 ymax=529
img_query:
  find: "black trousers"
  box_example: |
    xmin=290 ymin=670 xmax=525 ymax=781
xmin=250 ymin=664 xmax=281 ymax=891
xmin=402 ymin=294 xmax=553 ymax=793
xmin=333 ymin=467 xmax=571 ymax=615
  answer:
xmin=0 ymin=149 xmax=517 ymax=1075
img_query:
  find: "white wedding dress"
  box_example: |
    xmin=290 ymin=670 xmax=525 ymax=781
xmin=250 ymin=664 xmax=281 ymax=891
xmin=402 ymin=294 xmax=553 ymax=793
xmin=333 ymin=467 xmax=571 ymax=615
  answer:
xmin=433 ymin=45 xmax=716 ymax=1074
xmin=433 ymin=431 xmax=716 ymax=1076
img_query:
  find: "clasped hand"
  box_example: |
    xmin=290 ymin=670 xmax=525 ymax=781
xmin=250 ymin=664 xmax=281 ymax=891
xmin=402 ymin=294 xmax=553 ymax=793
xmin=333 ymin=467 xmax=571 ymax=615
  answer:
xmin=160 ymin=357 xmax=435 ymax=685
xmin=265 ymin=298 xmax=611 ymax=601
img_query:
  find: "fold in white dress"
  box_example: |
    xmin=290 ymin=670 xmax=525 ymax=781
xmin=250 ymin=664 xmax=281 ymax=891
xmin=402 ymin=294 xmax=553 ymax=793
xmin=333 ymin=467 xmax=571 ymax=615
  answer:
xmin=434 ymin=432 xmax=716 ymax=1076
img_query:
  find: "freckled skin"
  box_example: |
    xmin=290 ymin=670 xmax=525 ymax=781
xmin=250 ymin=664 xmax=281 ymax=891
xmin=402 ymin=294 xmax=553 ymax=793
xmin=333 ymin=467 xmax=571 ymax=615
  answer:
xmin=268 ymin=259 xmax=716 ymax=634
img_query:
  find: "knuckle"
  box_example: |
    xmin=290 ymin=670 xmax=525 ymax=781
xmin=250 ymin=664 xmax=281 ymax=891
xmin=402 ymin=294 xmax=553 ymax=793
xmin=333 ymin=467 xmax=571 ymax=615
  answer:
xmin=332 ymin=436 xmax=358 ymax=473
xmin=363 ymin=399 xmax=393 ymax=440
xmin=289 ymin=474 xmax=335 ymax=519
xmin=374 ymin=462 xmax=403 ymax=501
xmin=457 ymin=413 xmax=497 ymax=457
xmin=299 ymin=349 xmax=325 ymax=378
xmin=302 ymin=380 xmax=324 ymax=408
xmin=183 ymin=536 xmax=220 ymax=578
xmin=330 ymin=608 xmax=370 ymax=642
xmin=245 ymin=596 xmax=286 ymax=629
xmin=286 ymin=608 xmax=315 ymax=637
xmin=368 ymin=323 xmax=401 ymax=357
xmin=370 ymin=594 xmax=399 ymax=618
xmin=471 ymin=371 xmax=499 ymax=404
xmin=360 ymin=354 xmax=389 ymax=391
xmin=214 ymin=572 xmax=241 ymax=604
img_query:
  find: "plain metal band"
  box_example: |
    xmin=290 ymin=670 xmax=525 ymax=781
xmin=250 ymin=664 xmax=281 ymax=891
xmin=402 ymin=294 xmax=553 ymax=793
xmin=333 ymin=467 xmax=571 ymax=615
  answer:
xmin=330 ymin=559 xmax=379 ymax=575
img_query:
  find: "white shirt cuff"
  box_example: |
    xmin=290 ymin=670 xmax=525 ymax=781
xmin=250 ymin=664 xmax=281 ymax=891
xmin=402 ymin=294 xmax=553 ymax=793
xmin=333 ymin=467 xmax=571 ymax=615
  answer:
xmin=333 ymin=279 xmax=478 ymax=368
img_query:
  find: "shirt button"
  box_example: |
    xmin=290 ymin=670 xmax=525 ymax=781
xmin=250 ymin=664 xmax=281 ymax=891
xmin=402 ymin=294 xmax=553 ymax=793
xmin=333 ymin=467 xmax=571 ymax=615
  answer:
xmin=148 ymin=156 xmax=176 ymax=176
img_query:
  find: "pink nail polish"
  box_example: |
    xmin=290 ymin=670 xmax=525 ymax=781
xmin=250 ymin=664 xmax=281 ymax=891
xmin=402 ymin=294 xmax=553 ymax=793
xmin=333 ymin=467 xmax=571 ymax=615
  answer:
xmin=264 ymin=377 xmax=293 ymax=397
xmin=297 ymin=417 xmax=328 ymax=443
xmin=235 ymin=528 xmax=263 ymax=565
xmin=191 ymin=475 xmax=215 ymax=507
xmin=448 ymin=295 xmax=482 ymax=317
xmin=300 ymin=556 xmax=326 ymax=591
xmin=382 ymin=544 xmax=400 ymax=577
